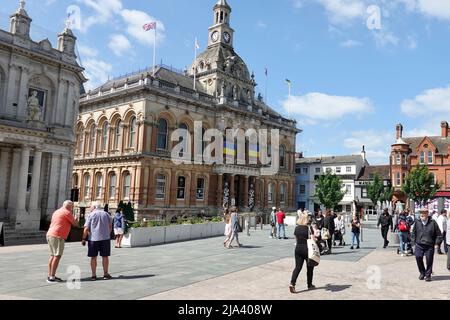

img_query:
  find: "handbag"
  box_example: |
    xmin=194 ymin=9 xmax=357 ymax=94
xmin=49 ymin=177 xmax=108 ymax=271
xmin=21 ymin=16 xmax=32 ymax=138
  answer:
xmin=321 ymin=227 xmax=331 ymax=240
xmin=307 ymin=227 xmax=320 ymax=267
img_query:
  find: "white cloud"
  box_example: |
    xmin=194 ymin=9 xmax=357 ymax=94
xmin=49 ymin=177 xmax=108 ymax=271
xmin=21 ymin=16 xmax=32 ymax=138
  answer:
xmin=340 ymin=39 xmax=363 ymax=47
xmin=45 ymin=0 xmax=56 ymax=5
xmin=404 ymin=128 xmax=440 ymax=137
xmin=77 ymin=44 xmax=99 ymax=57
xmin=317 ymin=0 xmax=366 ymax=24
xmin=121 ymin=9 xmax=165 ymax=46
xmin=401 ymin=85 xmax=450 ymax=117
xmin=372 ymin=30 xmax=399 ymax=47
xmin=108 ymin=34 xmax=131 ymax=56
xmin=417 ymin=0 xmax=450 ymax=20
xmin=83 ymin=58 xmax=113 ymax=90
xmin=344 ymin=130 xmax=393 ymax=164
xmin=76 ymin=0 xmax=123 ymax=32
xmin=282 ymin=92 xmax=374 ymax=120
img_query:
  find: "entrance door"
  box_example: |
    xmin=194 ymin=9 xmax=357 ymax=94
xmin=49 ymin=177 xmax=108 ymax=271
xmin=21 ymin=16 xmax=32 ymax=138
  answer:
xmin=234 ymin=176 xmax=241 ymax=208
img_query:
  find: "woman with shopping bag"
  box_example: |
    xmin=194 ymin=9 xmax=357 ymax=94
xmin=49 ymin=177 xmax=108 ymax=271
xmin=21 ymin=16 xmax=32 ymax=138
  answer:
xmin=289 ymin=213 xmax=320 ymax=293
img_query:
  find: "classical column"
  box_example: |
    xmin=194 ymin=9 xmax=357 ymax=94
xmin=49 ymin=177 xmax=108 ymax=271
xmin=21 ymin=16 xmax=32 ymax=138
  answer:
xmin=229 ymin=175 xmax=235 ymax=207
xmin=243 ymin=176 xmax=249 ymax=210
xmin=29 ymin=149 xmax=43 ymax=211
xmin=147 ymin=167 xmax=155 ymax=206
xmin=8 ymin=149 xmax=21 ymax=215
xmin=118 ymin=123 xmax=126 ymax=153
xmin=151 ymin=123 xmax=157 ymax=153
xmin=0 ymin=148 xmax=10 ymax=213
xmin=16 ymin=146 xmax=31 ymax=212
xmin=217 ymin=174 xmax=223 ymax=208
xmin=57 ymin=156 xmax=69 ymax=206
xmin=189 ymin=172 xmax=196 ymax=206
xmin=142 ymin=166 xmax=149 ymax=206
xmin=169 ymin=168 xmax=177 ymax=207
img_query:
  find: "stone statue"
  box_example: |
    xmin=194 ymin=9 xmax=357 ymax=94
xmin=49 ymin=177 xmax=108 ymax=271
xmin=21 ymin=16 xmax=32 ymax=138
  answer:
xmin=247 ymin=90 xmax=252 ymax=103
xmin=257 ymin=93 xmax=263 ymax=102
xmin=225 ymin=56 xmax=236 ymax=73
xmin=27 ymin=90 xmax=42 ymax=121
xmin=233 ymin=86 xmax=238 ymax=101
xmin=248 ymin=184 xmax=255 ymax=211
xmin=223 ymin=182 xmax=230 ymax=208
xmin=220 ymin=82 xmax=226 ymax=97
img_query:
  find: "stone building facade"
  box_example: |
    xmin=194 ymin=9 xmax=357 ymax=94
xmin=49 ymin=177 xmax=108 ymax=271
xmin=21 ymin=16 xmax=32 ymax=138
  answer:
xmin=0 ymin=1 xmax=86 ymax=230
xmin=73 ymin=0 xmax=299 ymax=220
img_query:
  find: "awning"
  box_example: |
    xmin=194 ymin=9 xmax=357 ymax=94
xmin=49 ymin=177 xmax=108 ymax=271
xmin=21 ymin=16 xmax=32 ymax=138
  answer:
xmin=435 ymin=191 xmax=450 ymax=197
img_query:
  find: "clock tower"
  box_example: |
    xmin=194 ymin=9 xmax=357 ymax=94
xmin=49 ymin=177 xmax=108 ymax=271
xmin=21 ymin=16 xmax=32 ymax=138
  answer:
xmin=208 ymin=0 xmax=234 ymax=48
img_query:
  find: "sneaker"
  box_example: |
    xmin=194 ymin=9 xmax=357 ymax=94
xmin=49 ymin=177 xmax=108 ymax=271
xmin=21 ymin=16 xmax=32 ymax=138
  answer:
xmin=46 ymin=278 xmax=56 ymax=284
xmin=419 ymin=275 xmax=425 ymax=280
xmin=308 ymin=285 xmax=316 ymax=290
xmin=103 ymin=274 xmax=112 ymax=280
xmin=289 ymin=285 xmax=296 ymax=294
xmin=425 ymin=277 xmax=432 ymax=282
xmin=350 ymin=246 xmax=354 ymax=250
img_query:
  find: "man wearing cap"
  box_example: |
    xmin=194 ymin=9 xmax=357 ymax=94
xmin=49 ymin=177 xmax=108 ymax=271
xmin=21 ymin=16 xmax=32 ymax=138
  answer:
xmin=411 ymin=209 xmax=443 ymax=282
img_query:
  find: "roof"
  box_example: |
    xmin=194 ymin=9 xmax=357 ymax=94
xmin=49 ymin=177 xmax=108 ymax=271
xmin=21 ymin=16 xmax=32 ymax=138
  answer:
xmin=296 ymin=155 xmax=366 ymax=165
xmin=403 ymin=136 xmax=450 ymax=155
xmin=358 ymin=165 xmax=391 ymax=180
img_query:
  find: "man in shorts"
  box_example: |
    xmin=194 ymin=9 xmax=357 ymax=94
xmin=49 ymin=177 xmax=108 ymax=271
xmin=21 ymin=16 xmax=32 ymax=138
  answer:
xmin=46 ymin=200 xmax=78 ymax=283
xmin=82 ymin=201 xmax=113 ymax=281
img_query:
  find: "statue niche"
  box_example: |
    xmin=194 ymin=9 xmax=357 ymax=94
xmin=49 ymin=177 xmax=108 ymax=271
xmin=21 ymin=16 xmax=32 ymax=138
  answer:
xmin=27 ymin=89 xmax=44 ymax=122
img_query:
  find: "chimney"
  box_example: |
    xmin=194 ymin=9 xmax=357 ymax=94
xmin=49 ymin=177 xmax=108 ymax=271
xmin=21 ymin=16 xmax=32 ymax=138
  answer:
xmin=396 ymin=124 xmax=403 ymax=140
xmin=441 ymin=121 xmax=449 ymax=138
xmin=361 ymin=145 xmax=366 ymax=162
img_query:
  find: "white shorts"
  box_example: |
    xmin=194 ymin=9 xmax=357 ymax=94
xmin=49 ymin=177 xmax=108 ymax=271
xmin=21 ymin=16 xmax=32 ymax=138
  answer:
xmin=114 ymin=228 xmax=124 ymax=235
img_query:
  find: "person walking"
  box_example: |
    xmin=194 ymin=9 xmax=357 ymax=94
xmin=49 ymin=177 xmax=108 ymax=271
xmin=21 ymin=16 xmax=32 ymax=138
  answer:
xmin=46 ymin=201 xmax=78 ymax=283
xmin=227 ymin=207 xmax=242 ymax=248
xmin=289 ymin=213 xmax=317 ymax=293
xmin=223 ymin=214 xmax=232 ymax=247
xmin=377 ymin=208 xmax=393 ymax=248
xmin=436 ymin=210 xmax=447 ymax=255
xmin=333 ymin=214 xmax=345 ymax=246
xmin=411 ymin=209 xmax=443 ymax=282
xmin=113 ymin=208 xmax=125 ymax=248
xmin=314 ymin=210 xmax=325 ymax=253
xmin=269 ymin=207 xmax=277 ymax=239
xmin=276 ymin=208 xmax=287 ymax=240
xmin=397 ymin=211 xmax=411 ymax=257
xmin=446 ymin=210 xmax=450 ymax=271
xmin=323 ymin=210 xmax=335 ymax=254
xmin=350 ymin=215 xmax=361 ymax=250
xmin=82 ymin=202 xmax=113 ymax=281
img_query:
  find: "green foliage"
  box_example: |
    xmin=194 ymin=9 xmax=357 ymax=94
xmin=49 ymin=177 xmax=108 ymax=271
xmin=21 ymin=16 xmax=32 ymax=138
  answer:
xmin=367 ymin=173 xmax=384 ymax=205
xmin=210 ymin=216 xmax=223 ymax=223
xmin=380 ymin=185 xmax=394 ymax=202
xmin=402 ymin=165 xmax=440 ymax=207
xmin=315 ymin=172 xmax=346 ymax=210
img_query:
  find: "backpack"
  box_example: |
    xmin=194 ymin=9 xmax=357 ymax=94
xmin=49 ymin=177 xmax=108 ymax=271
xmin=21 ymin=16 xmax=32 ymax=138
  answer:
xmin=398 ymin=219 xmax=410 ymax=232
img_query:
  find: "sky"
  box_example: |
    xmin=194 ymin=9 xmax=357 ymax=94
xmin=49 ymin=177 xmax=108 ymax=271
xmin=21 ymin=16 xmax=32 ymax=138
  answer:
xmin=1 ymin=0 xmax=450 ymax=165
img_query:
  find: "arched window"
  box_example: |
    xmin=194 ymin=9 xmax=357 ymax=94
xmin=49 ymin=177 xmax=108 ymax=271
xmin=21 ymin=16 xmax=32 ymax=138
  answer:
xmin=196 ymin=178 xmax=205 ymax=200
xmin=122 ymin=172 xmax=131 ymax=199
xmin=280 ymin=184 xmax=286 ymax=203
xmin=280 ymin=146 xmax=286 ymax=168
xmin=102 ymin=122 xmax=109 ymax=151
xmin=76 ymin=128 xmax=84 ymax=155
xmin=109 ymin=173 xmax=116 ymax=199
xmin=157 ymin=119 xmax=168 ymax=150
xmin=89 ymin=125 xmax=96 ymax=154
xmin=420 ymin=151 xmax=425 ymax=164
xmin=114 ymin=120 xmax=121 ymax=150
xmin=83 ymin=173 xmax=91 ymax=199
xmin=129 ymin=117 xmax=136 ymax=148
xmin=178 ymin=123 xmax=189 ymax=158
xmin=156 ymin=174 xmax=166 ymax=199
xmin=428 ymin=151 xmax=433 ymax=164
xmin=177 ymin=176 xmax=186 ymax=200
xmin=95 ymin=173 xmax=103 ymax=199
xmin=72 ymin=174 xmax=79 ymax=188
xmin=268 ymin=182 xmax=274 ymax=203
xmin=396 ymin=153 xmax=401 ymax=165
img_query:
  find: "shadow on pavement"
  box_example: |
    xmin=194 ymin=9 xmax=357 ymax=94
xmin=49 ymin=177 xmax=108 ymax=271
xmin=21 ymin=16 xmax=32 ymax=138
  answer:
xmin=79 ymin=274 xmax=155 ymax=282
xmin=430 ymin=275 xmax=450 ymax=281
xmin=294 ymin=284 xmax=352 ymax=294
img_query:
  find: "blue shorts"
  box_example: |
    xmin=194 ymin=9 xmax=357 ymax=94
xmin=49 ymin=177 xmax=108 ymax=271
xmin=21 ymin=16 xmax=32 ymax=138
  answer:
xmin=87 ymin=240 xmax=111 ymax=257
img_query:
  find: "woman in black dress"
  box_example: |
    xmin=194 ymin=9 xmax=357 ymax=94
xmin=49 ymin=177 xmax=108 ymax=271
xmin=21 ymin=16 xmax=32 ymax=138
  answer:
xmin=290 ymin=213 xmax=319 ymax=293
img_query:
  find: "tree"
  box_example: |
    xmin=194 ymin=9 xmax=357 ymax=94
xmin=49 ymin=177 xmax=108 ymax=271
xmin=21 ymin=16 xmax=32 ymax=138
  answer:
xmin=380 ymin=184 xmax=394 ymax=202
xmin=315 ymin=172 xmax=346 ymax=210
xmin=367 ymin=173 xmax=384 ymax=206
xmin=402 ymin=166 xmax=440 ymax=208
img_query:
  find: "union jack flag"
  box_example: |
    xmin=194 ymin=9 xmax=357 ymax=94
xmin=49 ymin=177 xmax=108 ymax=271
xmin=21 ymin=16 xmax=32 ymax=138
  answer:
xmin=143 ymin=22 xmax=157 ymax=31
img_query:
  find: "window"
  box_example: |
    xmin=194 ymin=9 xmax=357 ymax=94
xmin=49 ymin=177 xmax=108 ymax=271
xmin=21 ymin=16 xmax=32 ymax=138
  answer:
xmin=428 ymin=151 xmax=433 ymax=164
xmin=109 ymin=173 xmax=116 ymax=199
xmin=102 ymin=123 xmax=109 ymax=151
xmin=346 ymin=205 xmax=352 ymax=213
xmin=95 ymin=173 xmax=103 ymax=199
xmin=157 ymin=119 xmax=168 ymax=150
xmin=302 ymin=167 xmax=308 ymax=175
xmin=83 ymin=174 xmax=91 ymax=199
xmin=196 ymin=178 xmax=205 ymax=200
xmin=156 ymin=174 xmax=166 ymax=199
xmin=403 ymin=154 xmax=408 ymax=165
xmin=315 ymin=167 xmax=321 ymax=174
xmin=73 ymin=174 xmax=79 ymax=188
xmin=447 ymin=174 xmax=450 ymax=188
xmin=89 ymin=125 xmax=96 ymax=154
xmin=431 ymin=173 xmax=436 ymax=185
xmin=114 ymin=120 xmax=121 ymax=150
xmin=77 ymin=129 xmax=84 ymax=155
xmin=280 ymin=184 xmax=286 ymax=203
xmin=336 ymin=167 xmax=341 ymax=174
xmin=345 ymin=185 xmax=351 ymax=196
xmin=299 ymin=185 xmax=306 ymax=195
xmin=346 ymin=167 xmax=352 ymax=173
xmin=177 ymin=176 xmax=186 ymax=199
xmin=396 ymin=153 xmax=401 ymax=165
xmin=178 ymin=123 xmax=189 ymax=158
xmin=295 ymin=167 xmax=301 ymax=174
xmin=268 ymin=183 xmax=274 ymax=202
xmin=129 ymin=117 xmax=136 ymax=148
xmin=26 ymin=156 xmax=34 ymax=192
xmin=420 ymin=151 xmax=425 ymax=164
xmin=122 ymin=172 xmax=131 ymax=199
xmin=396 ymin=172 xmax=401 ymax=186
xmin=362 ymin=188 xmax=367 ymax=198
xmin=280 ymin=146 xmax=286 ymax=168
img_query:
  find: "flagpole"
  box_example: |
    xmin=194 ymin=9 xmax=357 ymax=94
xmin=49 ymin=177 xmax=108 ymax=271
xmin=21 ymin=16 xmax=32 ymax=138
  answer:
xmin=264 ymin=68 xmax=268 ymax=104
xmin=153 ymin=26 xmax=157 ymax=76
xmin=193 ymin=37 xmax=198 ymax=91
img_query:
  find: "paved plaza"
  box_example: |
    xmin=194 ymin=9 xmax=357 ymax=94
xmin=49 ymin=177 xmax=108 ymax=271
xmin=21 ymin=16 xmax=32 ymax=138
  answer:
xmin=0 ymin=221 xmax=449 ymax=300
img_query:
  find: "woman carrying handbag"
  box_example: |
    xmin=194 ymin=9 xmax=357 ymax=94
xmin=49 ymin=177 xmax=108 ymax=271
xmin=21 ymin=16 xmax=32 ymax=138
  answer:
xmin=289 ymin=213 xmax=320 ymax=293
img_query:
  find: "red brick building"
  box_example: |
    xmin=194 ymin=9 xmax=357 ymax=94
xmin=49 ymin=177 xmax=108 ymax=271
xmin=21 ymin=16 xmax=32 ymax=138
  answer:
xmin=391 ymin=121 xmax=450 ymax=211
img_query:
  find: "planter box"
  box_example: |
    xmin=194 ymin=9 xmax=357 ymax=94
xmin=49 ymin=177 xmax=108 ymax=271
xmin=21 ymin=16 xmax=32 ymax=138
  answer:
xmin=123 ymin=222 xmax=226 ymax=248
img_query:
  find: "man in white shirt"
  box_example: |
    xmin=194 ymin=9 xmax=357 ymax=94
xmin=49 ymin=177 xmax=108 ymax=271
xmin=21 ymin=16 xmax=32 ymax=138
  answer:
xmin=436 ymin=210 xmax=447 ymax=255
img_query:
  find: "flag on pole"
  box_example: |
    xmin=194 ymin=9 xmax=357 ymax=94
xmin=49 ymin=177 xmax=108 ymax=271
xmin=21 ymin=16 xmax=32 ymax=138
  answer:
xmin=143 ymin=22 xmax=157 ymax=31
xmin=265 ymin=68 xmax=268 ymax=76
xmin=285 ymin=79 xmax=291 ymax=85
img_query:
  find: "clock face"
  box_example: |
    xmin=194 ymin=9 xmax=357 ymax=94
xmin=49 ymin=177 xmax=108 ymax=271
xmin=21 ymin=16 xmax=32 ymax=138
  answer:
xmin=211 ymin=31 xmax=219 ymax=43
xmin=223 ymin=32 xmax=231 ymax=43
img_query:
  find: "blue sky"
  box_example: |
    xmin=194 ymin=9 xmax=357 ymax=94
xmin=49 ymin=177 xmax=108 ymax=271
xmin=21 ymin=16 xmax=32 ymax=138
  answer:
xmin=1 ymin=0 xmax=450 ymax=165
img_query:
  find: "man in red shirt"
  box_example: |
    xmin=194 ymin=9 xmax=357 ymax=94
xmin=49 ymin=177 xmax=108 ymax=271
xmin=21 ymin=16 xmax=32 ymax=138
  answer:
xmin=276 ymin=208 xmax=287 ymax=239
xmin=46 ymin=200 xmax=78 ymax=283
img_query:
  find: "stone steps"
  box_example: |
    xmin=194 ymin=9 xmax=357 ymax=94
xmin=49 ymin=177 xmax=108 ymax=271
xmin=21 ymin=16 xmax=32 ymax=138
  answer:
xmin=1 ymin=223 xmax=47 ymax=246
